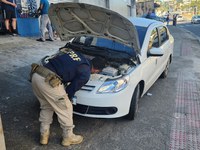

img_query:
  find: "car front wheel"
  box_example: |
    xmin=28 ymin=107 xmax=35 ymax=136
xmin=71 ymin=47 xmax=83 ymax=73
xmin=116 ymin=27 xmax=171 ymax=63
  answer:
xmin=125 ymin=84 xmax=140 ymax=120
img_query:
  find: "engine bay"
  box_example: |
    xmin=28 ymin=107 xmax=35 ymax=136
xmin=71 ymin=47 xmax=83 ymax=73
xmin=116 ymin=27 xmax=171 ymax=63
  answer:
xmin=41 ymin=46 xmax=137 ymax=79
xmin=99 ymin=62 xmax=133 ymax=77
xmin=86 ymin=55 xmax=136 ymax=78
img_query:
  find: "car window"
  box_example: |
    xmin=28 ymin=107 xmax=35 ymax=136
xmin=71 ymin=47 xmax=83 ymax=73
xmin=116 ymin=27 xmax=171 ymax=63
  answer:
xmin=135 ymin=26 xmax=147 ymax=47
xmin=158 ymin=26 xmax=168 ymax=45
xmin=148 ymin=28 xmax=159 ymax=49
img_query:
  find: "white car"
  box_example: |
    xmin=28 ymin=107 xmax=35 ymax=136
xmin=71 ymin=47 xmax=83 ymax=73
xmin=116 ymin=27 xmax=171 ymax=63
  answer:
xmin=43 ymin=2 xmax=174 ymax=120
xmin=191 ymin=15 xmax=200 ymax=24
xmin=177 ymin=15 xmax=183 ymax=22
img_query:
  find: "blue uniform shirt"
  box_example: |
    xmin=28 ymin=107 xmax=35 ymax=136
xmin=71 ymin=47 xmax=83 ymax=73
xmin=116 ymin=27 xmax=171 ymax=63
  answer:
xmin=45 ymin=49 xmax=91 ymax=99
xmin=40 ymin=0 xmax=49 ymax=15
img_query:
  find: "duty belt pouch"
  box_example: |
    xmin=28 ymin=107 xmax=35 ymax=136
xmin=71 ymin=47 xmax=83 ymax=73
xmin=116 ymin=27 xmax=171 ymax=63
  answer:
xmin=45 ymin=73 xmax=62 ymax=88
xmin=29 ymin=63 xmax=39 ymax=82
xmin=37 ymin=65 xmax=62 ymax=88
xmin=30 ymin=63 xmax=62 ymax=88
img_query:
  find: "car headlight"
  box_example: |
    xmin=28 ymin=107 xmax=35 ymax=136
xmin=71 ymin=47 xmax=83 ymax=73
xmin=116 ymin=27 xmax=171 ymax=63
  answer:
xmin=97 ymin=76 xmax=129 ymax=93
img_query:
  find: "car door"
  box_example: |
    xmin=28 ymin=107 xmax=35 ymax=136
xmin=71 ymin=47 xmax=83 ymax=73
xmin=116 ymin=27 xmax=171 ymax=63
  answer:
xmin=155 ymin=26 xmax=171 ymax=76
xmin=143 ymin=27 xmax=160 ymax=90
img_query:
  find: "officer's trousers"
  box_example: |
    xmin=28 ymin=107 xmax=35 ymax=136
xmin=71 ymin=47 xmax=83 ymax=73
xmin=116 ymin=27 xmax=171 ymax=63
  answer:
xmin=31 ymin=73 xmax=74 ymax=135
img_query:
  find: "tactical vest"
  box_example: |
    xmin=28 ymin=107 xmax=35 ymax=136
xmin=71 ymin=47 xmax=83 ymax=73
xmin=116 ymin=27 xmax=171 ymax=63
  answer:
xmin=45 ymin=48 xmax=90 ymax=84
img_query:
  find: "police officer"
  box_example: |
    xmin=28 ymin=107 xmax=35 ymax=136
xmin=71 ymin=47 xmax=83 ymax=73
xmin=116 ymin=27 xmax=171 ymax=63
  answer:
xmin=31 ymin=48 xmax=106 ymax=146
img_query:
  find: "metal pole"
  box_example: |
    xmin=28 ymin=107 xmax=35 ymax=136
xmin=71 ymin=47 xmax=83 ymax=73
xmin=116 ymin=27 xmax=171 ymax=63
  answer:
xmin=131 ymin=0 xmax=137 ymax=17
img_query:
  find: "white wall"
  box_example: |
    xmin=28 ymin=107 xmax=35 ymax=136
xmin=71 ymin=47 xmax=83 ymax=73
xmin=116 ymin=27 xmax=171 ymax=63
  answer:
xmin=109 ymin=0 xmax=131 ymax=17
xmin=79 ymin=0 xmax=136 ymax=17
xmin=79 ymin=0 xmax=107 ymax=7
xmin=47 ymin=0 xmax=136 ymax=17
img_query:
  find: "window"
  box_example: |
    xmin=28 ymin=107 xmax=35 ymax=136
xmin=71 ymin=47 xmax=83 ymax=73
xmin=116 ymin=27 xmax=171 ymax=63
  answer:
xmin=158 ymin=26 xmax=168 ymax=45
xmin=127 ymin=5 xmax=132 ymax=16
xmin=135 ymin=26 xmax=147 ymax=47
xmin=148 ymin=28 xmax=159 ymax=49
xmin=105 ymin=0 xmax=110 ymax=8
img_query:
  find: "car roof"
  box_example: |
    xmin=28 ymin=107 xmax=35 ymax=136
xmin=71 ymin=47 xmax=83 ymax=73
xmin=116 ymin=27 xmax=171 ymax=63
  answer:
xmin=128 ymin=17 xmax=163 ymax=28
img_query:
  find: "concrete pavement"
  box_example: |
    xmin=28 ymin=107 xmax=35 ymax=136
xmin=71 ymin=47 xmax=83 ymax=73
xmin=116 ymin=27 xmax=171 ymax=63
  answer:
xmin=0 ymin=26 xmax=200 ymax=150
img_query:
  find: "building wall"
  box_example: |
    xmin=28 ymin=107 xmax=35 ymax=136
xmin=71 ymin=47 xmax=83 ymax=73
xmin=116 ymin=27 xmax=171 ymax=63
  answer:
xmin=79 ymin=0 xmax=135 ymax=17
xmin=78 ymin=0 xmax=108 ymax=8
xmin=50 ymin=0 xmax=136 ymax=17
xmin=109 ymin=0 xmax=133 ymax=17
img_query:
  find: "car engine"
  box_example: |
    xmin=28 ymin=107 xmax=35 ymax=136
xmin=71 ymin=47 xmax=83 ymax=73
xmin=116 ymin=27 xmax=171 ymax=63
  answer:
xmin=91 ymin=56 xmax=134 ymax=78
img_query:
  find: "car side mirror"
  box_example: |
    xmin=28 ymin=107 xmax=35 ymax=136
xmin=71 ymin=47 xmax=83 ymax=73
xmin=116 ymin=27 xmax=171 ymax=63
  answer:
xmin=148 ymin=48 xmax=164 ymax=57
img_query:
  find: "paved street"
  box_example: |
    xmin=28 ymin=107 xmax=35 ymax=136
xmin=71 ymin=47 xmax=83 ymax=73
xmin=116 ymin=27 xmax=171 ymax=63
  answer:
xmin=0 ymin=25 xmax=200 ymax=150
xmin=177 ymin=22 xmax=200 ymax=40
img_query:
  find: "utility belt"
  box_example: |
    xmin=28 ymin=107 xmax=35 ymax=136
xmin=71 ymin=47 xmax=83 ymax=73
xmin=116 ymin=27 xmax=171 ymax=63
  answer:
xmin=30 ymin=63 xmax=62 ymax=88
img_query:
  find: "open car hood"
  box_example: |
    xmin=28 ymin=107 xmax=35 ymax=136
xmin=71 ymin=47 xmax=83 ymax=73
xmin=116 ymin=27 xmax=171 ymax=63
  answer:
xmin=49 ymin=2 xmax=140 ymax=53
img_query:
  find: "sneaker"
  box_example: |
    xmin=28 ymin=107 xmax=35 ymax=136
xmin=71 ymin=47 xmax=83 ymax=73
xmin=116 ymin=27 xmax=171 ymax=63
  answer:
xmin=46 ymin=39 xmax=54 ymax=41
xmin=12 ymin=30 xmax=18 ymax=36
xmin=36 ymin=38 xmax=45 ymax=42
xmin=6 ymin=30 xmax=13 ymax=36
xmin=61 ymin=134 xmax=83 ymax=146
xmin=12 ymin=33 xmax=17 ymax=36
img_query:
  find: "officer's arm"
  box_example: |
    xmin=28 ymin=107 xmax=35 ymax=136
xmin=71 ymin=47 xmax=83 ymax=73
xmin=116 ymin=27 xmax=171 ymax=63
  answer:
xmin=65 ymin=64 xmax=90 ymax=99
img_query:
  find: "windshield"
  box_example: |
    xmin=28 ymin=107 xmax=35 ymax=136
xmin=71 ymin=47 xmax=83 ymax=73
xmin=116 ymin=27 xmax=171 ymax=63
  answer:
xmin=72 ymin=36 xmax=136 ymax=56
xmin=135 ymin=26 xmax=147 ymax=47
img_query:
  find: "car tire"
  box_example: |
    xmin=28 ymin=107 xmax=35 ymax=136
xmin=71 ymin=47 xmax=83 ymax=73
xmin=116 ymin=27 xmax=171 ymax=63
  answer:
xmin=125 ymin=84 xmax=140 ymax=120
xmin=160 ymin=58 xmax=170 ymax=78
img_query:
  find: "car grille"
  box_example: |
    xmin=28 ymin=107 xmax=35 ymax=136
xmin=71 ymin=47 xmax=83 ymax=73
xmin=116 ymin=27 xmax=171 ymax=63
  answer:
xmin=73 ymin=104 xmax=118 ymax=115
xmin=80 ymin=85 xmax=95 ymax=91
